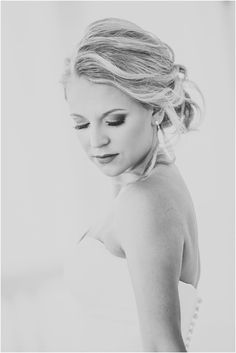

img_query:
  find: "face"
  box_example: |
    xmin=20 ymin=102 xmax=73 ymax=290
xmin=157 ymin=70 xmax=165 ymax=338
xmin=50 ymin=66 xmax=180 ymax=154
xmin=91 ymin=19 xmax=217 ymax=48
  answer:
xmin=66 ymin=75 xmax=156 ymax=177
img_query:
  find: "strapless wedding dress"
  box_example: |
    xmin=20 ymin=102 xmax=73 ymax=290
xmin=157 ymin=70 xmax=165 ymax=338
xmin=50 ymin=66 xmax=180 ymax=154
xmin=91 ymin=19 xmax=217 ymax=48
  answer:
xmin=63 ymin=233 xmax=202 ymax=352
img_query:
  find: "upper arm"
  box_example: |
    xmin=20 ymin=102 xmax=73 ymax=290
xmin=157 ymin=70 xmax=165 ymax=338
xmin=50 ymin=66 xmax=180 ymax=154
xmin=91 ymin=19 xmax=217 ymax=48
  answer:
xmin=114 ymin=187 xmax=187 ymax=351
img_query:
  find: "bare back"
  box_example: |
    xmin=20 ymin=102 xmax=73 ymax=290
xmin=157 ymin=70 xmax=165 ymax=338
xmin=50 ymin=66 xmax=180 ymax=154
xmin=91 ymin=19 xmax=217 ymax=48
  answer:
xmin=114 ymin=163 xmax=199 ymax=287
xmin=88 ymin=162 xmax=200 ymax=289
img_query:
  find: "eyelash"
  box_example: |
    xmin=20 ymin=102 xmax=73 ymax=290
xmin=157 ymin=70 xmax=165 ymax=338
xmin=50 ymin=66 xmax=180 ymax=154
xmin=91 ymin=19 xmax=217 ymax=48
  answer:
xmin=74 ymin=116 xmax=126 ymax=130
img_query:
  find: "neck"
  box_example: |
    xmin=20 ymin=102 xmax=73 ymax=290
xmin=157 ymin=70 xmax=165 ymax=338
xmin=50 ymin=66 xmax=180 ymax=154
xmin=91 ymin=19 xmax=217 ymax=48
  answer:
xmin=111 ymin=130 xmax=171 ymax=188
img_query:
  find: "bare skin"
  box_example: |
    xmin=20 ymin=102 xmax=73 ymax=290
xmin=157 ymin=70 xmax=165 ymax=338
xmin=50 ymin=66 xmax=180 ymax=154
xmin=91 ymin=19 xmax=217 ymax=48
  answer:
xmin=66 ymin=76 xmax=200 ymax=351
xmin=116 ymin=162 xmax=200 ymax=288
xmin=83 ymin=162 xmax=200 ymax=352
xmin=87 ymin=162 xmax=200 ymax=289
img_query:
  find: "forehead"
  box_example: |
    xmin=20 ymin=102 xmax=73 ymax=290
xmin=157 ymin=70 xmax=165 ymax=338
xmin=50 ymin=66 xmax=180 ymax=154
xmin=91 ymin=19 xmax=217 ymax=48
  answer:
xmin=66 ymin=75 xmax=139 ymax=114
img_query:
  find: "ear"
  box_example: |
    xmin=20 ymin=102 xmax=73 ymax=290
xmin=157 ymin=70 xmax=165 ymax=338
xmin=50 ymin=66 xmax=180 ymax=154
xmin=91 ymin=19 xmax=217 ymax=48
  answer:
xmin=151 ymin=107 xmax=164 ymax=125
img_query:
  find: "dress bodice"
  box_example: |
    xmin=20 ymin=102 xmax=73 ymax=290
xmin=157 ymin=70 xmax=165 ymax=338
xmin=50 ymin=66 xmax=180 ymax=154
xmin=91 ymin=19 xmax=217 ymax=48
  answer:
xmin=63 ymin=234 xmax=202 ymax=352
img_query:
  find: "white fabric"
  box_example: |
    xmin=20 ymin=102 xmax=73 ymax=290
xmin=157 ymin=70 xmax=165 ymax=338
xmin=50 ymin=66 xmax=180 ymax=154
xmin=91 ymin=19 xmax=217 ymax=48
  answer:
xmin=63 ymin=235 xmax=202 ymax=351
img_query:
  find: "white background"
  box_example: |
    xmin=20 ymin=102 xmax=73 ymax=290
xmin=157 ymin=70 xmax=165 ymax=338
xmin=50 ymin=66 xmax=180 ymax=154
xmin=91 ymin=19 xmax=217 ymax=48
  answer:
xmin=2 ymin=1 xmax=234 ymax=351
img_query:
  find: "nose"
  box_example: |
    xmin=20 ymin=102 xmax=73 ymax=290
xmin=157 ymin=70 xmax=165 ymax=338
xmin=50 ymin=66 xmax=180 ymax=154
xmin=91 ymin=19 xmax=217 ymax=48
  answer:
xmin=89 ymin=124 xmax=110 ymax=149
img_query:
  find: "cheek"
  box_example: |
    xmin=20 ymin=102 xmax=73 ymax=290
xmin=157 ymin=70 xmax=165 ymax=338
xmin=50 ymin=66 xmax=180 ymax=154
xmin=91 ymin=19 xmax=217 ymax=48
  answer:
xmin=121 ymin=121 xmax=151 ymax=150
xmin=76 ymin=134 xmax=89 ymax=151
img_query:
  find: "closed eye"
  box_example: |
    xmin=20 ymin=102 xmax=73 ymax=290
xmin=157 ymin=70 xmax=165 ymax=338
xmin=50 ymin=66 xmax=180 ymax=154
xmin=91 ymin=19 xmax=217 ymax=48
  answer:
xmin=74 ymin=123 xmax=90 ymax=130
xmin=106 ymin=116 xmax=126 ymax=126
xmin=74 ymin=116 xmax=126 ymax=130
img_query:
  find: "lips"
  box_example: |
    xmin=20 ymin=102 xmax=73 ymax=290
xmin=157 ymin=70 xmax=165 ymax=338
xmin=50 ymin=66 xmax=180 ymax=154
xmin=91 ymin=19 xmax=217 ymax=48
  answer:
xmin=94 ymin=153 xmax=119 ymax=165
xmin=95 ymin=154 xmax=118 ymax=158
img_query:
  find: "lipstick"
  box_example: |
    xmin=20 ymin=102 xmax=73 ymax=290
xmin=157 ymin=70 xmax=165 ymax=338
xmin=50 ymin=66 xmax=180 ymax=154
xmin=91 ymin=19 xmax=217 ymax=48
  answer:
xmin=95 ymin=154 xmax=119 ymax=164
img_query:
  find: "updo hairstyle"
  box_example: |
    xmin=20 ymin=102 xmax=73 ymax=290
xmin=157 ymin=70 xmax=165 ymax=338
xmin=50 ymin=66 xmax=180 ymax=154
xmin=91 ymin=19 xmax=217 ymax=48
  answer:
xmin=61 ymin=17 xmax=204 ymax=163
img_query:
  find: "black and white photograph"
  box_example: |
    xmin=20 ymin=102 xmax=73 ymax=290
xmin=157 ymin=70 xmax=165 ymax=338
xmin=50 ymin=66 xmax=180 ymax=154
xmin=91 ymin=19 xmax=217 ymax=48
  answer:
xmin=2 ymin=1 xmax=235 ymax=352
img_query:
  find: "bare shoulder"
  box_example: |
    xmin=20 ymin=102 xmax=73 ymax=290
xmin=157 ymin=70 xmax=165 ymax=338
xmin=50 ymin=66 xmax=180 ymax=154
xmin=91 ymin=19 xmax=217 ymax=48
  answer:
xmin=112 ymin=161 xmax=199 ymax=266
xmin=115 ymin=162 xmax=195 ymax=225
xmin=113 ymin=163 xmax=193 ymax=251
xmin=113 ymin=161 xmax=199 ymax=284
xmin=112 ymin=163 xmax=191 ymax=350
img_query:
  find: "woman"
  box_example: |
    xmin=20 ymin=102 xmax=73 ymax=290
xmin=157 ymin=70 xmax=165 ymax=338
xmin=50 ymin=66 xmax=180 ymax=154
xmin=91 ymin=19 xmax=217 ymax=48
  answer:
xmin=61 ymin=18 xmax=204 ymax=352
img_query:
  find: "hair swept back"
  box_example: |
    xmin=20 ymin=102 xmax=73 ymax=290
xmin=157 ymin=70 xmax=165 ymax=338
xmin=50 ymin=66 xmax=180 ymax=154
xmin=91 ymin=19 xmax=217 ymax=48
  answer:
xmin=61 ymin=17 xmax=205 ymax=181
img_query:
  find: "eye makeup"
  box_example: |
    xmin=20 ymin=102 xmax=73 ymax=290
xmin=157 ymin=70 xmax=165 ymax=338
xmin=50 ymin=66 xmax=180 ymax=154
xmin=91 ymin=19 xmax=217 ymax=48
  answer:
xmin=73 ymin=114 xmax=126 ymax=130
xmin=74 ymin=123 xmax=89 ymax=130
xmin=105 ymin=114 xmax=126 ymax=126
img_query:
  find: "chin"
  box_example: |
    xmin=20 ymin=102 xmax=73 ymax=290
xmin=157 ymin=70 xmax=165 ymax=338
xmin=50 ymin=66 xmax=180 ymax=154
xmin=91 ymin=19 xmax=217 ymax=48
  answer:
xmin=95 ymin=164 xmax=128 ymax=178
xmin=99 ymin=168 xmax=124 ymax=178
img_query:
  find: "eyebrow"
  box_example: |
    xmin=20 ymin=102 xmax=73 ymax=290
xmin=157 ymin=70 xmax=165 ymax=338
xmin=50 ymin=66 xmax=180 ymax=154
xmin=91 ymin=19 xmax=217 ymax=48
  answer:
xmin=70 ymin=108 xmax=127 ymax=120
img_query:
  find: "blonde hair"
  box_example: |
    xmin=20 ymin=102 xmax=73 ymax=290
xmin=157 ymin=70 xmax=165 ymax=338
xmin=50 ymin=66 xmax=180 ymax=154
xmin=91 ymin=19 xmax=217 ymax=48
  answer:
xmin=61 ymin=17 xmax=205 ymax=182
